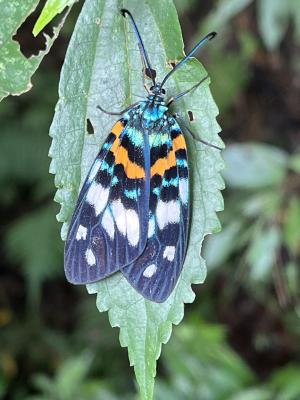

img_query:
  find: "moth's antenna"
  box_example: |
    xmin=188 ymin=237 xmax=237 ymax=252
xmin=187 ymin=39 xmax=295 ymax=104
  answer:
xmin=121 ymin=9 xmax=156 ymax=86
xmin=161 ymin=32 xmax=216 ymax=88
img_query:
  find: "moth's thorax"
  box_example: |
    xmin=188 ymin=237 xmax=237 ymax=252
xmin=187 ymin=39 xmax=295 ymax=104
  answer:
xmin=123 ymin=101 xmax=176 ymax=133
xmin=147 ymin=94 xmax=165 ymax=104
xmin=139 ymin=100 xmax=168 ymax=129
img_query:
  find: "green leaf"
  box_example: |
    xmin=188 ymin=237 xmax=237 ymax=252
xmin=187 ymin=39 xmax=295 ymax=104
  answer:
xmin=33 ymin=0 xmax=77 ymax=36
xmin=204 ymin=220 xmax=244 ymax=269
xmin=270 ymin=364 xmax=300 ymax=400
xmin=173 ymin=0 xmax=197 ymax=16
xmin=31 ymin=352 xmax=94 ymax=400
xmin=50 ymin=1 xmax=224 ymax=398
xmin=246 ymin=224 xmax=281 ymax=281
xmin=241 ymin=191 xmax=282 ymax=218
xmin=290 ymin=0 xmax=300 ymax=41
xmin=283 ymin=197 xmax=300 ymax=254
xmin=257 ymin=0 xmax=300 ymax=50
xmin=257 ymin=0 xmax=290 ymax=50
xmin=289 ymin=152 xmax=300 ymax=173
xmin=208 ymin=50 xmax=249 ymax=114
xmin=56 ymin=352 xmax=93 ymax=398
xmin=155 ymin=319 xmax=256 ymax=399
xmin=222 ymin=143 xmax=288 ymax=189
xmin=229 ymin=387 xmax=272 ymax=400
xmin=5 ymin=204 xmax=63 ymax=310
xmin=285 ymin=262 xmax=299 ymax=298
xmin=201 ymin=0 xmax=254 ymax=35
xmin=0 ymin=0 xmax=64 ymax=101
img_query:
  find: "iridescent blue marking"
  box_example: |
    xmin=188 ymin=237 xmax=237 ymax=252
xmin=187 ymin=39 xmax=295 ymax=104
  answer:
xmin=124 ymin=188 xmax=141 ymax=199
xmin=149 ymin=133 xmax=172 ymax=147
xmin=142 ymin=103 xmax=168 ymax=123
xmin=102 ymin=142 xmax=111 ymax=150
xmin=111 ymin=176 xmax=119 ymax=185
xmin=153 ymin=187 xmax=160 ymax=196
xmin=171 ymin=124 xmax=181 ymax=132
xmin=100 ymin=161 xmax=114 ymax=175
xmin=176 ymin=159 xmax=188 ymax=168
xmin=127 ymin=127 xmax=144 ymax=147
xmin=162 ymin=177 xmax=179 ymax=187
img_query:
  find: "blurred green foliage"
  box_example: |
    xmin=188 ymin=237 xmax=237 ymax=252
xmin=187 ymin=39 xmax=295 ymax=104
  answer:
xmin=204 ymin=143 xmax=300 ymax=307
xmin=1 ymin=0 xmax=300 ymax=399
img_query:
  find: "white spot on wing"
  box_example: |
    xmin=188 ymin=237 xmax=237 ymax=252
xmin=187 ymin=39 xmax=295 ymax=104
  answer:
xmin=85 ymin=248 xmax=96 ymax=266
xmin=148 ymin=217 xmax=155 ymax=238
xmin=111 ymin=200 xmax=140 ymax=247
xmin=86 ymin=182 xmax=109 ymax=216
xmin=163 ymin=246 xmax=176 ymax=261
xmin=156 ymin=200 xmax=180 ymax=230
xmin=126 ymin=209 xmax=140 ymax=246
xmin=111 ymin=199 xmax=126 ymax=235
xmin=102 ymin=209 xmax=115 ymax=239
xmin=76 ymin=225 xmax=87 ymax=240
xmin=143 ymin=264 xmax=157 ymax=278
xmin=179 ymin=178 xmax=188 ymax=204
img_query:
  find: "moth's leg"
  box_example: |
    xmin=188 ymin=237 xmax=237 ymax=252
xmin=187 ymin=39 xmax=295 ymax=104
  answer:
xmin=144 ymin=81 xmax=151 ymax=95
xmin=173 ymin=113 xmax=222 ymax=151
xmin=167 ymin=75 xmax=209 ymax=106
xmin=97 ymin=102 xmax=140 ymax=116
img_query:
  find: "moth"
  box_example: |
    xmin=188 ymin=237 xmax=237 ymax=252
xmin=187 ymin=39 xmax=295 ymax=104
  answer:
xmin=64 ymin=9 xmax=220 ymax=302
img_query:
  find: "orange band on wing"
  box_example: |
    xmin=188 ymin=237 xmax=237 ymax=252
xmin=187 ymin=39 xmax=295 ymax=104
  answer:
xmin=151 ymin=134 xmax=186 ymax=177
xmin=111 ymin=120 xmax=124 ymax=137
xmin=151 ymin=151 xmax=175 ymax=177
xmin=173 ymin=134 xmax=186 ymax=151
xmin=110 ymin=138 xmax=145 ymax=179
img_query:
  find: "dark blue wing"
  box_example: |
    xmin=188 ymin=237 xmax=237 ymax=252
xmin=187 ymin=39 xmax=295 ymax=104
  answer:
xmin=64 ymin=113 xmax=150 ymax=284
xmin=121 ymin=120 xmax=189 ymax=302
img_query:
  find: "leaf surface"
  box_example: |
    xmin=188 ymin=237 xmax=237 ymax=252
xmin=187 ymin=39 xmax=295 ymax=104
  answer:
xmin=0 ymin=0 xmax=63 ymax=101
xmin=33 ymin=0 xmax=77 ymax=36
xmin=50 ymin=1 xmax=224 ymax=398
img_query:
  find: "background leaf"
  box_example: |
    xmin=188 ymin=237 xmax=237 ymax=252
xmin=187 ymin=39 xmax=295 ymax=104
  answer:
xmin=289 ymin=153 xmax=300 ymax=173
xmin=283 ymin=197 xmax=300 ymax=254
xmin=5 ymin=204 xmax=63 ymax=310
xmin=246 ymin=224 xmax=281 ymax=281
xmin=201 ymin=0 xmax=254 ymax=34
xmin=33 ymin=0 xmax=77 ymax=36
xmin=0 ymin=0 xmax=64 ymax=101
xmin=155 ymin=319 xmax=256 ymax=400
xmin=222 ymin=144 xmax=288 ymax=189
xmin=204 ymin=220 xmax=244 ymax=269
xmin=257 ymin=0 xmax=290 ymax=51
xmin=50 ymin=0 xmax=223 ymax=398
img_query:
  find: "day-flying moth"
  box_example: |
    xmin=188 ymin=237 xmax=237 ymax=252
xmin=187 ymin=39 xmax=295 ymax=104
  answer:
xmin=64 ymin=9 xmax=220 ymax=302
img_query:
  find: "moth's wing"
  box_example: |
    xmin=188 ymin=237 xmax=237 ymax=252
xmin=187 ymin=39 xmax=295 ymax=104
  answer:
xmin=64 ymin=115 xmax=150 ymax=284
xmin=121 ymin=120 xmax=189 ymax=302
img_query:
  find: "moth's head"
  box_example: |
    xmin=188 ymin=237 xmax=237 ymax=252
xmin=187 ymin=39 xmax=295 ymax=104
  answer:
xmin=149 ymin=82 xmax=166 ymax=102
xmin=150 ymin=82 xmax=165 ymax=96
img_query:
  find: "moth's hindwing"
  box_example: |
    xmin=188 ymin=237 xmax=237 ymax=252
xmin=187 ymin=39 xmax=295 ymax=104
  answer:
xmin=121 ymin=118 xmax=189 ymax=302
xmin=64 ymin=112 xmax=150 ymax=284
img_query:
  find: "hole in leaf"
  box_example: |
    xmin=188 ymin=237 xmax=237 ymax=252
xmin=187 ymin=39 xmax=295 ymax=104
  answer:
xmin=13 ymin=0 xmax=54 ymax=57
xmin=167 ymin=60 xmax=177 ymax=69
xmin=86 ymin=118 xmax=94 ymax=135
xmin=13 ymin=0 xmax=73 ymax=58
xmin=188 ymin=111 xmax=194 ymax=121
xmin=145 ymin=67 xmax=156 ymax=80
